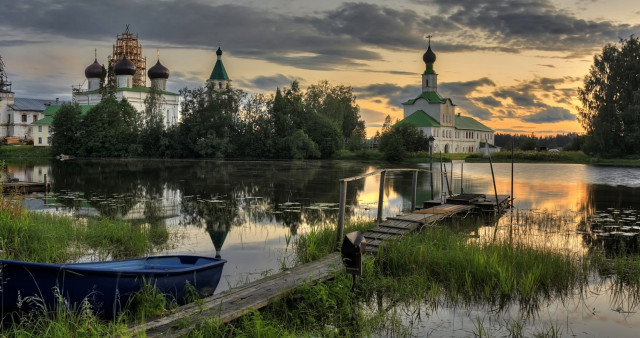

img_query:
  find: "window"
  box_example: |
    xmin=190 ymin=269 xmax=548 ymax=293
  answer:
xmin=38 ymin=126 xmax=42 ymax=132
xmin=38 ymin=137 xmax=42 ymax=144
xmin=22 ymin=114 xmax=27 ymax=122
xmin=33 ymin=115 xmax=37 ymax=122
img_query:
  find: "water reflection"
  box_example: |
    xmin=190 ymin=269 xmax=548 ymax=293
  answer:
xmin=13 ymin=161 xmax=640 ymax=292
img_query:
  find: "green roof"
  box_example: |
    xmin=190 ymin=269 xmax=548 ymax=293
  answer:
xmin=33 ymin=105 xmax=95 ymax=125
xmin=33 ymin=116 xmax=54 ymax=125
xmin=396 ymin=110 xmax=440 ymax=128
xmin=455 ymin=114 xmax=493 ymax=132
xmin=403 ymin=91 xmax=451 ymax=105
xmin=209 ymin=60 xmax=230 ymax=81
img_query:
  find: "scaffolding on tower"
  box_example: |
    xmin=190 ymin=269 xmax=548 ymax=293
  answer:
xmin=108 ymin=24 xmax=146 ymax=88
xmin=0 ymin=54 xmax=12 ymax=93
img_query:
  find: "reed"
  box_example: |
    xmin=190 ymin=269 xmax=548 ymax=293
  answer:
xmin=372 ymin=226 xmax=586 ymax=309
xmin=293 ymin=219 xmax=376 ymax=264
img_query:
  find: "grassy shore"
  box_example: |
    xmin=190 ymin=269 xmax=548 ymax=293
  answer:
xmin=0 ymin=145 xmax=53 ymax=159
xmin=334 ymin=149 xmax=640 ymax=167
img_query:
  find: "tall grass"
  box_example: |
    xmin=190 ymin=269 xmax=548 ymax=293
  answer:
xmin=294 ymin=219 xmax=376 ymax=264
xmin=371 ymin=226 xmax=587 ymax=311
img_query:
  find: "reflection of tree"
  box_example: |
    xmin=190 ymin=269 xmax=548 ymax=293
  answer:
xmin=50 ymin=159 xmax=370 ymax=231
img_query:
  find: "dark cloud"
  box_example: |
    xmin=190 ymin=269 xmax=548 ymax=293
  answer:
xmin=0 ymin=40 xmax=48 ymax=47
xmin=418 ymin=0 xmax=640 ymax=56
xmin=1 ymin=0 xmax=635 ymax=74
xmin=236 ymin=74 xmax=301 ymax=92
xmin=474 ymin=96 xmax=502 ymax=107
xmin=439 ymin=78 xmax=496 ymax=120
xmin=521 ymin=106 xmax=575 ymax=123
xmin=355 ymin=83 xmax=417 ymax=107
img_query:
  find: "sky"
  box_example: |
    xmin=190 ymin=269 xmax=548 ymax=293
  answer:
xmin=1 ymin=0 xmax=639 ymax=137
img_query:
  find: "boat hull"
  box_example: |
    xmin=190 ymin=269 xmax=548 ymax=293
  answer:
xmin=0 ymin=255 xmax=226 ymax=316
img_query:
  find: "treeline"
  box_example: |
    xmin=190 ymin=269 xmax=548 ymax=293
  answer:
xmin=51 ymin=81 xmax=366 ymax=159
xmin=494 ymin=132 xmax=581 ymax=150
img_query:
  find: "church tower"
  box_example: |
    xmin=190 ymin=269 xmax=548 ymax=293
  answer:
xmin=84 ymin=50 xmax=103 ymax=91
xmin=207 ymin=46 xmax=231 ymax=90
xmin=422 ymin=36 xmax=437 ymax=93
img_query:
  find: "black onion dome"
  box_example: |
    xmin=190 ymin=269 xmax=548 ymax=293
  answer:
xmin=114 ymin=55 xmax=136 ymax=75
xmin=216 ymin=47 xmax=223 ymax=56
xmin=85 ymin=59 xmax=103 ymax=78
xmin=423 ymin=45 xmax=436 ymax=64
xmin=148 ymin=59 xmax=170 ymax=79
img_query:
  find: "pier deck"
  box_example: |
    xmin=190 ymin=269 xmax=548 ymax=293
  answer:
xmin=133 ymin=193 xmax=510 ymax=336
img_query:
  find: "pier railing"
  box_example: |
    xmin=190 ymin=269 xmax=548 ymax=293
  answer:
xmin=336 ymin=168 xmax=432 ymax=244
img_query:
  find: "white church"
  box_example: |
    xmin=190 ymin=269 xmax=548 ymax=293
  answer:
xmin=31 ymin=27 xmax=232 ymax=147
xmin=398 ymin=41 xmax=497 ymax=154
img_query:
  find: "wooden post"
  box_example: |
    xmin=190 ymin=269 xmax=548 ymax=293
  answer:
xmin=44 ymin=174 xmax=48 ymax=194
xmin=429 ymin=143 xmax=434 ymax=200
xmin=460 ymin=161 xmax=464 ymax=194
xmin=510 ymin=138 xmax=514 ymax=243
xmin=411 ymin=170 xmax=418 ymax=211
xmin=486 ymin=138 xmax=501 ymax=215
xmin=377 ymin=170 xmax=386 ymax=222
xmin=337 ymin=180 xmax=347 ymax=248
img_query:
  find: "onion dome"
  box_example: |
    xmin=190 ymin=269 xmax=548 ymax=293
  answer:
xmin=114 ymin=55 xmax=135 ymax=76
xmin=216 ymin=47 xmax=223 ymax=56
xmin=423 ymin=45 xmax=436 ymax=64
xmin=148 ymin=59 xmax=170 ymax=79
xmin=84 ymin=59 xmax=103 ymax=78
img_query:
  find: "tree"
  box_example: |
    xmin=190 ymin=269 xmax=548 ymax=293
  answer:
xmin=304 ymin=80 xmax=363 ymax=141
xmin=578 ymin=37 xmax=640 ymax=157
xmin=79 ymin=96 xmax=139 ymax=157
xmin=176 ymin=84 xmax=240 ymax=158
xmin=139 ymin=86 xmax=168 ymax=157
xmin=51 ymin=103 xmax=83 ymax=156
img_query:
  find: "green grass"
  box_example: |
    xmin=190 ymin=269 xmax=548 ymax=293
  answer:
xmin=0 ymin=145 xmax=53 ymax=159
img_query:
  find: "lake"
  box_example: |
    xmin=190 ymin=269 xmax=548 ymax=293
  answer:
xmin=7 ymin=159 xmax=640 ymax=336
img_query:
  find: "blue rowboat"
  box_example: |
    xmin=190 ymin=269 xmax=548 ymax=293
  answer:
xmin=0 ymin=255 xmax=226 ymax=316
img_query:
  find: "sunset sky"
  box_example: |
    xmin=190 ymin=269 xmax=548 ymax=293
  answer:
xmin=1 ymin=0 xmax=639 ymax=137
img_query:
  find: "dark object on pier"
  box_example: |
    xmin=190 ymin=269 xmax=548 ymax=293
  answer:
xmin=341 ymin=231 xmax=366 ymax=276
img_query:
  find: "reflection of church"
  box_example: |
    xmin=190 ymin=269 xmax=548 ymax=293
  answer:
xmin=398 ymin=40 xmax=498 ymax=154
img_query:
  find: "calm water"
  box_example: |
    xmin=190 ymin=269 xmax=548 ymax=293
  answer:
xmin=8 ymin=159 xmax=640 ymax=336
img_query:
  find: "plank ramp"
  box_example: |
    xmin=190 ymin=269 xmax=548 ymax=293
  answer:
xmin=131 ymin=252 xmax=343 ymax=337
xmin=363 ymin=204 xmax=475 ymax=254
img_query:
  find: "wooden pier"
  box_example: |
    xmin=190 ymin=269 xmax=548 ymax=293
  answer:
xmin=0 ymin=181 xmax=50 ymax=193
xmin=133 ymin=168 xmax=511 ymax=336
xmin=131 ymin=253 xmax=344 ymax=337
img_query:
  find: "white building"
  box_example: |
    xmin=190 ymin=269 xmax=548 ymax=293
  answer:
xmin=1 ymin=56 xmax=56 ymax=141
xmin=72 ymin=55 xmax=180 ymax=126
xmin=399 ymin=41 xmax=497 ymax=154
xmin=72 ymin=26 xmax=180 ymax=126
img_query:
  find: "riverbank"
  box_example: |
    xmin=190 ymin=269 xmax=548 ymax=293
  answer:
xmin=4 ymin=144 xmax=640 ymax=167
xmin=333 ymin=149 xmax=640 ymax=167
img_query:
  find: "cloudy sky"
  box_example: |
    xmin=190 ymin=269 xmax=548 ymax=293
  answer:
xmin=1 ymin=0 xmax=639 ymax=136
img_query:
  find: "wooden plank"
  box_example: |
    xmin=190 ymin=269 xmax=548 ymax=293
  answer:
xmin=366 ymin=226 xmax=410 ymax=235
xmin=363 ymin=232 xmax=397 ymax=241
xmin=133 ymin=253 xmax=344 ymax=337
xmin=379 ymin=220 xmax=420 ymax=231
xmin=388 ymin=213 xmax=428 ymax=223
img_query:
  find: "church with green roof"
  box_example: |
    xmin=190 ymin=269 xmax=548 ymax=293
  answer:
xmin=398 ymin=41 xmax=497 ymax=154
